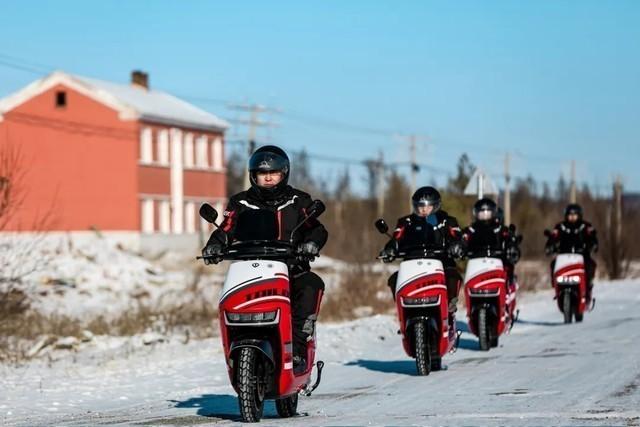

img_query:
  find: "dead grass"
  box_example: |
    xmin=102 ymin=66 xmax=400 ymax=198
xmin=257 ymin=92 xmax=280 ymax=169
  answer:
xmin=320 ymin=264 xmax=394 ymax=321
xmin=0 ymin=270 xmax=219 ymax=363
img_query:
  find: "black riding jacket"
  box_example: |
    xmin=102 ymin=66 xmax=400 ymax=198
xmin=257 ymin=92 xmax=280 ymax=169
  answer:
xmin=462 ymin=219 xmax=519 ymax=256
xmin=384 ymin=210 xmax=462 ymax=263
xmin=207 ymin=185 xmax=328 ymax=272
xmin=548 ymin=220 xmax=598 ymax=255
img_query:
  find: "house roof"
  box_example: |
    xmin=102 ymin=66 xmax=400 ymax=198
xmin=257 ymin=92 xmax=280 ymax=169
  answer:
xmin=0 ymin=71 xmax=229 ymax=132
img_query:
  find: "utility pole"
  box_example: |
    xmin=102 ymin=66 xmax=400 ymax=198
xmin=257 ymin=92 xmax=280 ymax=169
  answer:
xmin=504 ymin=152 xmax=511 ymax=225
xmin=409 ymin=135 xmax=418 ymax=194
xmin=376 ymin=150 xmax=385 ymax=218
xmin=227 ymin=103 xmax=280 ymax=190
xmin=569 ymin=159 xmax=577 ymax=203
xmin=611 ymin=176 xmax=623 ymax=278
xmin=393 ymin=133 xmax=428 ymax=211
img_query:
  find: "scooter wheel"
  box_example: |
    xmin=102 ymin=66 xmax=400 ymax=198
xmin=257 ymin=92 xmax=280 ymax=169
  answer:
xmin=430 ymin=356 xmax=442 ymax=372
xmin=237 ymin=347 xmax=266 ymax=422
xmin=275 ymin=394 xmax=298 ymax=418
xmin=478 ymin=307 xmax=491 ymax=351
xmin=414 ymin=321 xmax=432 ymax=376
xmin=562 ymin=293 xmax=573 ymax=324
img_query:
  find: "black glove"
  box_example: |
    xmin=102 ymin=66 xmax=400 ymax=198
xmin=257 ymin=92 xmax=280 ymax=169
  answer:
xmin=379 ymin=246 xmax=396 ymax=262
xmin=448 ymin=241 xmax=465 ymax=259
xmin=298 ymin=241 xmax=320 ymax=257
xmin=506 ymin=245 xmax=521 ymax=264
xmin=202 ymin=242 xmax=224 ymax=265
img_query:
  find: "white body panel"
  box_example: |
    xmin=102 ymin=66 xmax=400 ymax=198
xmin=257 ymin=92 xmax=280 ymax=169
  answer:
xmin=464 ymin=257 xmax=504 ymax=285
xmin=554 ymin=253 xmax=585 ymax=274
xmin=396 ymin=259 xmax=444 ymax=295
xmin=220 ymin=260 xmax=289 ymax=303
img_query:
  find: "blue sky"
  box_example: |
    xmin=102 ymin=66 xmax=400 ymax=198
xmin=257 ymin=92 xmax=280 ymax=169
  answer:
xmin=1 ymin=1 xmax=638 ymax=194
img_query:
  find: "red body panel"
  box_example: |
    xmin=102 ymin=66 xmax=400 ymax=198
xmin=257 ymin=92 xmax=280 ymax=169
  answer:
xmin=553 ymin=261 xmax=587 ymax=316
xmin=396 ymin=271 xmax=456 ymax=357
xmin=219 ymin=276 xmax=319 ymax=397
xmin=464 ymin=267 xmax=517 ymax=337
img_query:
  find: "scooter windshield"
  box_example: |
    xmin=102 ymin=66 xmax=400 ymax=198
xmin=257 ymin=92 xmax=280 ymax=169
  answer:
xmin=234 ymin=209 xmax=279 ymax=242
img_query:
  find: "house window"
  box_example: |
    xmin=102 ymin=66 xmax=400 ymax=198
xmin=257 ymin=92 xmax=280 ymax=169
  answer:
xmin=196 ymin=135 xmax=208 ymax=168
xmin=55 ymin=91 xmax=67 ymax=108
xmin=184 ymin=202 xmax=196 ymax=233
xmin=159 ymin=200 xmax=171 ymax=234
xmin=157 ymin=129 xmax=169 ymax=165
xmin=183 ymin=133 xmax=194 ymax=168
xmin=211 ymin=136 xmax=223 ymax=170
xmin=141 ymin=199 xmax=154 ymax=233
xmin=140 ymin=127 xmax=153 ymax=163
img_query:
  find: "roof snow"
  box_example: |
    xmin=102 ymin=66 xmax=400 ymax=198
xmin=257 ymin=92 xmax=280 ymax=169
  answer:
xmin=0 ymin=71 xmax=229 ymax=132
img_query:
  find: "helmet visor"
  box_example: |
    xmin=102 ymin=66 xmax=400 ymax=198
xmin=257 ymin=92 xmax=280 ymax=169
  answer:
xmin=249 ymin=152 xmax=289 ymax=174
xmin=413 ymin=198 xmax=440 ymax=215
xmin=477 ymin=208 xmax=494 ymax=221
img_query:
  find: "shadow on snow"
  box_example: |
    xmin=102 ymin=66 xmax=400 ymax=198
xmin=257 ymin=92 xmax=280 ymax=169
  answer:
xmin=170 ymin=394 xmax=278 ymax=421
xmin=344 ymin=359 xmax=418 ymax=375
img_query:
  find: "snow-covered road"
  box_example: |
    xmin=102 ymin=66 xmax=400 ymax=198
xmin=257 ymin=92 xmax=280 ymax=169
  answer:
xmin=3 ymin=280 xmax=640 ymax=426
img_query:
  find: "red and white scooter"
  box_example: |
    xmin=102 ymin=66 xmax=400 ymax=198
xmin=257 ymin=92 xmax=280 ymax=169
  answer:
xmin=463 ymin=249 xmax=518 ymax=351
xmin=376 ymin=219 xmax=459 ymax=376
xmin=199 ymin=202 xmax=325 ymax=422
xmin=544 ymin=229 xmax=593 ymax=324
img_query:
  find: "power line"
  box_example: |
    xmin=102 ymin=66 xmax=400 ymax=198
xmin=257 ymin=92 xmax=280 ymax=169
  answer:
xmin=0 ymin=51 xmax=601 ymax=175
xmin=0 ymin=59 xmax=50 ymax=76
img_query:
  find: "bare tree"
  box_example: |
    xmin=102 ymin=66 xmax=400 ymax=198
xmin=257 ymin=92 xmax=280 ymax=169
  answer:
xmin=0 ymin=142 xmax=27 ymax=231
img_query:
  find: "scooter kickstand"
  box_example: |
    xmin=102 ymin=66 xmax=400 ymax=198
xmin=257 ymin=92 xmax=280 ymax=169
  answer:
xmin=301 ymin=361 xmax=325 ymax=396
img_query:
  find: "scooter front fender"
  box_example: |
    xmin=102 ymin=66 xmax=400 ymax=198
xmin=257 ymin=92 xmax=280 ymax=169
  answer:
xmin=229 ymin=339 xmax=275 ymax=368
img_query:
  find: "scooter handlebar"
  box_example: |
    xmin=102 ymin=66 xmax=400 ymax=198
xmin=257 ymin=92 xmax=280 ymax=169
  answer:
xmin=198 ymin=240 xmax=315 ymax=264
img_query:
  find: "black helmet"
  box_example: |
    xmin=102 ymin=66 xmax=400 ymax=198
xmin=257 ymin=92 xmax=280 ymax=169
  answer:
xmin=248 ymin=145 xmax=290 ymax=198
xmin=473 ymin=198 xmax=498 ymax=222
xmin=411 ymin=186 xmax=441 ymax=214
xmin=564 ymin=203 xmax=583 ymax=220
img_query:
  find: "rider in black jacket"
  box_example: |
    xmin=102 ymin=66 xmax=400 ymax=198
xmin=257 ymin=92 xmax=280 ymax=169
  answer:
xmin=462 ymin=198 xmax=522 ymax=287
xmin=203 ymin=145 xmax=328 ymax=371
xmin=380 ymin=186 xmax=464 ymax=313
xmin=545 ymin=203 xmax=598 ymax=302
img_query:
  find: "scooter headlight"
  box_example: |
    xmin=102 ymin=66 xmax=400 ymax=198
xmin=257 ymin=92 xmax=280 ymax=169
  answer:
xmin=225 ymin=310 xmax=279 ymax=324
xmin=557 ymin=275 xmax=580 ymax=284
xmin=402 ymin=295 xmax=440 ymax=306
xmin=469 ymin=288 xmax=500 ymax=295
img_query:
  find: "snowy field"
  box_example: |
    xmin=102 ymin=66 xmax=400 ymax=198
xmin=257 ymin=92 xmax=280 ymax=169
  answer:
xmin=3 ymin=279 xmax=640 ymax=427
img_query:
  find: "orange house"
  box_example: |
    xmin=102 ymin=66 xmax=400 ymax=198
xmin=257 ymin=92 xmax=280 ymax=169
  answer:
xmin=0 ymin=70 xmax=228 ymax=250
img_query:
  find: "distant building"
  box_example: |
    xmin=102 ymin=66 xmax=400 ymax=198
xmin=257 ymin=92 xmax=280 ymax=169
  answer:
xmin=0 ymin=70 xmax=229 ymax=251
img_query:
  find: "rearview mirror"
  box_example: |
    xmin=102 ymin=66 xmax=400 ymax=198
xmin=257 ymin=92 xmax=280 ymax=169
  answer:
xmin=375 ymin=219 xmax=389 ymax=234
xmin=306 ymin=200 xmax=326 ymax=219
xmin=199 ymin=203 xmax=218 ymax=224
